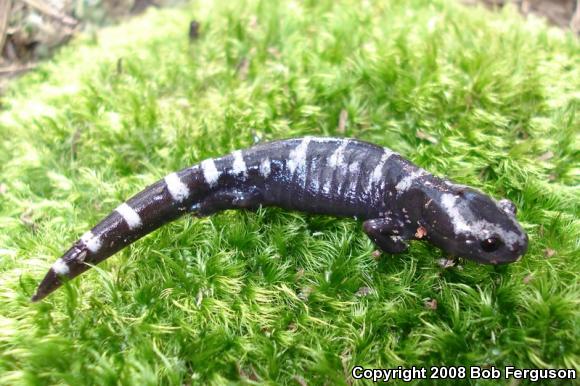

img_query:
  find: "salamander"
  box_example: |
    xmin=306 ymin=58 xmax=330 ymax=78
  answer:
xmin=31 ymin=136 xmax=528 ymax=302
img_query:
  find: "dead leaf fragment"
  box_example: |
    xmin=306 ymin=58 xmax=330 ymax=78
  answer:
xmin=236 ymin=363 xmax=259 ymax=382
xmin=523 ymin=274 xmax=533 ymax=284
xmin=355 ymin=286 xmax=372 ymax=297
xmin=371 ymin=250 xmax=382 ymax=259
xmin=236 ymin=57 xmax=250 ymax=79
xmin=295 ymin=268 xmax=305 ymax=280
xmin=248 ymin=15 xmax=259 ymax=29
xmin=415 ymin=226 xmax=427 ymax=239
xmin=544 ymin=248 xmax=556 ymax=258
xmin=21 ymin=0 xmax=78 ymax=27
xmin=437 ymin=258 xmax=456 ymax=269
xmin=293 ymin=375 xmax=308 ymax=386
xmin=298 ymin=286 xmax=313 ymax=301
xmin=20 ymin=208 xmax=37 ymax=230
xmin=416 ymin=129 xmax=438 ymax=144
xmin=424 ymin=298 xmax=438 ymax=310
xmin=267 ymin=47 xmax=281 ymax=59
xmin=538 ymin=151 xmax=554 ymax=161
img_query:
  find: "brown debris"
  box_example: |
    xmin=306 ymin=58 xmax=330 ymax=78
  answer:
xmin=116 ymin=57 xmax=123 ymax=75
xmin=0 ymin=0 xmax=12 ymax=55
xmin=572 ymin=1 xmax=580 ymax=33
xmin=188 ymin=20 xmax=200 ymax=40
xmin=248 ymin=15 xmax=259 ymax=29
xmin=1 ymin=0 xmax=78 ymax=92
xmin=416 ymin=129 xmax=439 ymax=144
xmin=293 ymin=375 xmax=308 ymax=386
xmin=0 ymin=1 xmax=171 ymax=93
xmin=424 ymin=298 xmax=438 ymax=310
xmin=538 ymin=151 xmax=554 ymax=161
xmin=236 ymin=57 xmax=250 ymax=79
xmin=20 ymin=208 xmax=36 ymax=230
xmin=462 ymin=0 xmax=580 ymax=34
xmin=371 ymin=249 xmax=382 ymax=260
xmin=523 ymin=274 xmax=533 ymax=284
xmin=355 ymin=286 xmax=372 ymax=297
xmin=0 ymin=62 xmax=36 ymax=75
xmin=267 ymin=47 xmax=281 ymax=59
xmin=298 ymin=286 xmax=313 ymax=301
xmin=70 ymin=128 xmax=81 ymax=158
xmin=544 ymin=248 xmax=556 ymax=258
xmin=295 ymin=267 xmax=305 ymax=280
xmin=437 ymin=258 xmax=456 ymax=269
xmin=415 ymin=226 xmax=427 ymax=239
xmin=236 ymin=363 xmax=259 ymax=382
xmin=20 ymin=0 xmax=78 ymax=27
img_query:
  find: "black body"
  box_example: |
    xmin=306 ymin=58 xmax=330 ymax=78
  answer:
xmin=32 ymin=137 xmax=528 ymax=301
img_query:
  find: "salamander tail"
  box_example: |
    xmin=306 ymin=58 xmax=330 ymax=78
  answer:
xmin=31 ymin=166 xmax=211 ymax=302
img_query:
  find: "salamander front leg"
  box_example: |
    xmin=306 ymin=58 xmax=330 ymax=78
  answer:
xmin=362 ymin=218 xmax=410 ymax=254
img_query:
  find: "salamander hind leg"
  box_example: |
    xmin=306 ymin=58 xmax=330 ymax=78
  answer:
xmin=362 ymin=218 xmax=410 ymax=254
xmin=194 ymin=186 xmax=264 ymax=216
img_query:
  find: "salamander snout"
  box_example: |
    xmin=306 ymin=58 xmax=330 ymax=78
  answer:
xmin=462 ymin=194 xmax=528 ymax=265
xmin=477 ymin=228 xmax=528 ymax=265
xmin=423 ymin=189 xmax=529 ymax=265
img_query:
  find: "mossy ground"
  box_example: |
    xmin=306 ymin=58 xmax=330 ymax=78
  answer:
xmin=0 ymin=0 xmax=578 ymax=384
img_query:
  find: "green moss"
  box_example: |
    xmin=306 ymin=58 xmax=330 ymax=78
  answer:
xmin=0 ymin=0 xmax=578 ymax=384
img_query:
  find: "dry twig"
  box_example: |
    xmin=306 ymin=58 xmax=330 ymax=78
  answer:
xmin=0 ymin=0 xmax=12 ymax=55
xmin=0 ymin=63 xmax=36 ymax=75
xmin=20 ymin=0 xmax=78 ymax=27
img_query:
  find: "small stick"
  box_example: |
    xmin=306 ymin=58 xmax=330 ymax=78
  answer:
xmin=571 ymin=0 xmax=580 ymax=34
xmin=19 ymin=0 xmax=78 ymax=27
xmin=0 ymin=0 xmax=12 ymax=55
xmin=0 ymin=63 xmax=37 ymax=75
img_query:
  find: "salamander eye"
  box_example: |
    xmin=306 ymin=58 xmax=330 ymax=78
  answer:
xmin=480 ymin=237 xmax=502 ymax=252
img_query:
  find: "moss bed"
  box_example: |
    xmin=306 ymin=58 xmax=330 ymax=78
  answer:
xmin=0 ymin=0 xmax=578 ymax=384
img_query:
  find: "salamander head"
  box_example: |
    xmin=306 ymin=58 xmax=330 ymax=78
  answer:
xmin=423 ymin=186 xmax=528 ymax=264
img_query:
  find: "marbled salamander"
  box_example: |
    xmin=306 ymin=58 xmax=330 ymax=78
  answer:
xmin=32 ymin=137 xmax=528 ymax=301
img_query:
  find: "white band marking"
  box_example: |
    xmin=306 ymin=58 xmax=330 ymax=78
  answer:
xmin=81 ymin=231 xmax=102 ymax=253
xmin=232 ymin=150 xmax=247 ymax=176
xmin=328 ymin=140 xmax=349 ymax=168
xmin=52 ymin=258 xmax=70 ymax=276
xmin=346 ymin=161 xmax=361 ymax=198
xmin=369 ymin=149 xmax=394 ymax=190
xmin=395 ymin=169 xmax=426 ymax=193
xmin=201 ymin=159 xmax=220 ymax=187
xmin=288 ymin=137 xmax=311 ymax=175
xmin=260 ymin=157 xmax=271 ymax=178
xmin=116 ymin=203 xmax=142 ymax=230
xmin=165 ymin=172 xmax=190 ymax=202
